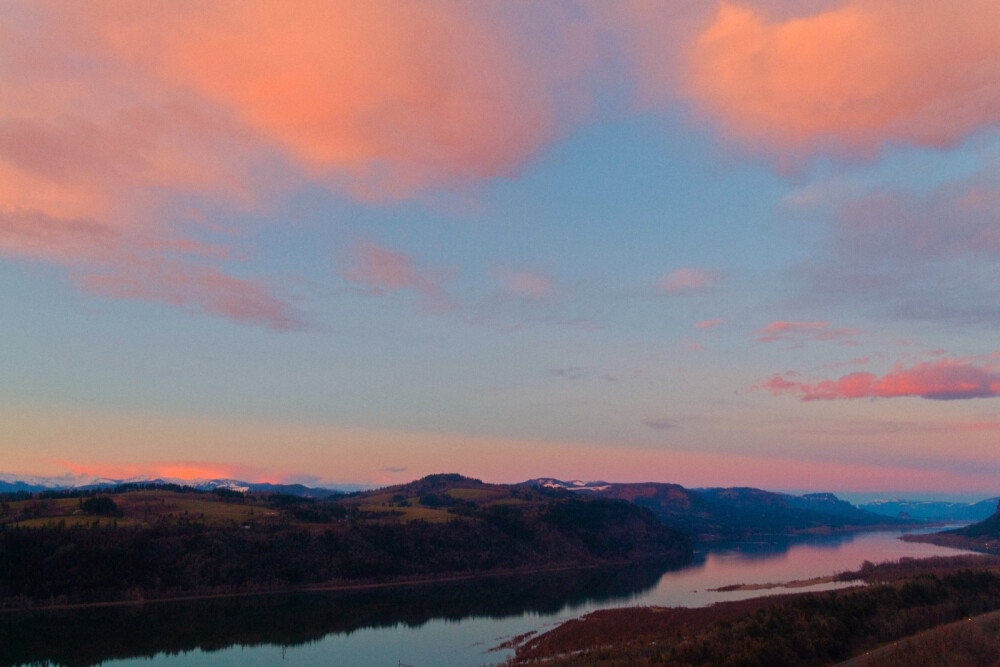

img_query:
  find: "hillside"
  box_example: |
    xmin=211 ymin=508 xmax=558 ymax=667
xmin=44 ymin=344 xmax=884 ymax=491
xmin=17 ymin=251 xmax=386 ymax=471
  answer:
xmin=528 ymin=479 xmax=912 ymax=541
xmin=904 ymin=499 xmax=1000 ymax=552
xmin=0 ymin=474 xmax=691 ymax=609
xmin=510 ymin=555 xmax=1000 ymax=665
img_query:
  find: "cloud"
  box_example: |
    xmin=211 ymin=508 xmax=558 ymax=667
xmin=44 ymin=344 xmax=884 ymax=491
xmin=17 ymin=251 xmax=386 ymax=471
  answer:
xmin=695 ymin=318 xmax=729 ymax=330
xmin=755 ymin=321 xmax=861 ymax=344
xmin=80 ymin=254 xmax=308 ymax=331
xmin=795 ymin=164 xmax=1000 ymax=326
xmin=339 ymin=241 xmax=452 ymax=311
xmin=757 ymin=356 xmax=1000 ymax=401
xmin=548 ymin=367 xmax=594 ymax=381
xmin=0 ymin=208 xmax=305 ymax=331
xmin=499 ymin=271 xmax=556 ymax=300
xmin=952 ymin=422 xmax=1000 ymax=432
xmin=654 ymin=267 xmax=719 ymax=295
xmin=642 ymin=417 xmax=679 ymax=431
xmin=0 ymin=2 xmax=598 ymax=323
xmin=685 ymin=0 xmax=1000 ymax=157
xmin=53 ymin=458 xmax=275 ymax=483
xmin=84 ymin=1 xmax=596 ymax=198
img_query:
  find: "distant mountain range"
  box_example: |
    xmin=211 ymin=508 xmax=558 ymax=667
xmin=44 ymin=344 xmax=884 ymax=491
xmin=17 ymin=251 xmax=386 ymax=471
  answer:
xmin=528 ymin=478 xmax=916 ymax=541
xmin=5 ymin=472 xmax=995 ymax=539
xmin=0 ymin=473 xmax=345 ymax=498
xmin=859 ymin=497 xmax=1000 ymax=523
xmin=904 ymin=499 xmax=1000 ymax=552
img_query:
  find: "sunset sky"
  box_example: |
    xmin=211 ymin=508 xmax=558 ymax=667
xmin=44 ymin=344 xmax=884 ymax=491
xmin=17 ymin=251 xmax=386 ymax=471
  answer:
xmin=2 ymin=1 xmax=999 ymax=498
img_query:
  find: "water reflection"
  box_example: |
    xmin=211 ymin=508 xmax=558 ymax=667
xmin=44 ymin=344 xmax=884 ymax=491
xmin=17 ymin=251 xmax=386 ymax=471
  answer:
xmin=3 ymin=528 xmax=975 ymax=667
xmin=0 ymin=561 xmax=671 ymax=667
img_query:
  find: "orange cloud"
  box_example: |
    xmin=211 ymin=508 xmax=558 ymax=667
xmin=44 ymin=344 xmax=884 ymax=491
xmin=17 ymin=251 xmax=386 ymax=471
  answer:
xmin=2 ymin=2 xmax=594 ymax=324
xmin=53 ymin=459 xmax=275 ymax=483
xmin=758 ymin=357 xmax=1000 ymax=401
xmin=686 ymin=0 xmax=1000 ymax=155
xmin=89 ymin=1 xmax=584 ymax=198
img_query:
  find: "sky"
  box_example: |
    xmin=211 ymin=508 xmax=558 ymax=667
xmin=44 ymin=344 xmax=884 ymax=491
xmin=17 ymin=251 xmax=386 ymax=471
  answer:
xmin=2 ymin=1 xmax=999 ymax=498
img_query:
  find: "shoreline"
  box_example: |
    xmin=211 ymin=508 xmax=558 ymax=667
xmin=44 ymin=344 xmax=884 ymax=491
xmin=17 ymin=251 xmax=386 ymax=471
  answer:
xmin=709 ymin=574 xmax=846 ymax=592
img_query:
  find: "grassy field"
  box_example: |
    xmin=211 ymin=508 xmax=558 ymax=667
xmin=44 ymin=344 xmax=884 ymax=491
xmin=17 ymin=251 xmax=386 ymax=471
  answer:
xmin=2 ymin=490 xmax=265 ymax=528
xmin=355 ymin=502 xmax=452 ymax=523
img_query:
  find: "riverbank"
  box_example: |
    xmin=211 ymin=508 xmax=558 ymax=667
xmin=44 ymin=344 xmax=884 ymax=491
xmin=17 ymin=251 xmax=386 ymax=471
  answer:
xmin=509 ymin=554 xmax=1000 ymax=665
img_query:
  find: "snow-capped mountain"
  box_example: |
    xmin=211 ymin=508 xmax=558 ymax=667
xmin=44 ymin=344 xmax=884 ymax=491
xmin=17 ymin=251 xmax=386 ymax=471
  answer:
xmin=528 ymin=478 xmax=614 ymax=492
xmin=0 ymin=472 xmax=342 ymax=497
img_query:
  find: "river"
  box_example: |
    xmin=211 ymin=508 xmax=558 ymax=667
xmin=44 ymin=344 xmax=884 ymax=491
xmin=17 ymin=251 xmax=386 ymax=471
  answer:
xmin=0 ymin=526 xmax=975 ymax=667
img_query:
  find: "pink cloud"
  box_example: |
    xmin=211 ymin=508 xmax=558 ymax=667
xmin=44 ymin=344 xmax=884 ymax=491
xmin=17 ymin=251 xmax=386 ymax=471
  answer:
xmin=340 ymin=241 xmax=451 ymax=311
xmin=684 ymin=1 xmax=1000 ymax=157
xmin=53 ymin=458 xmax=280 ymax=484
xmin=83 ymin=1 xmax=595 ymax=199
xmin=758 ymin=357 xmax=1000 ymax=401
xmin=655 ymin=267 xmax=718 ymax=295
xmin=500 ymin=271 xmax=555 ymax=300
xmin=756 ymin=320 xmax=861 ymax=344
xmin=80 ymin=254 xmax=307 ymax=331
xmin=952 ymin=422 xmax=1000 ymax=432
xmin=0 ymin=3 xmax=599 ymax=323
xmin=695 ymin=318 xmax=729 ymax=330
xmin=0 ymin=208 xmax=119 ymax=262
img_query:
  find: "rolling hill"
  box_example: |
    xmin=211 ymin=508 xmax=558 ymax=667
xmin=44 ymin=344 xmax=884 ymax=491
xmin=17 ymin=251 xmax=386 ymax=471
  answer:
xmin=527 ymin=479 xmax=913 ymax=541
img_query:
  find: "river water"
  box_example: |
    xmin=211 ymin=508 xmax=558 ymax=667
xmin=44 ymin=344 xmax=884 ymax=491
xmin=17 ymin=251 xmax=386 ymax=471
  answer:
xmin=1 ymin=526 xmax=975 ymax=667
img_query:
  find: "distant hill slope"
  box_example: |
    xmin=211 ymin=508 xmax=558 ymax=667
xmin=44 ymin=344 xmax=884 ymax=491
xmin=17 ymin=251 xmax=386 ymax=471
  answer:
xmin=527 ymin=479 xmax=912 ymax=541
xmin=861 ymin=497 xmax=1000 ymax=522
xmin=904 ymin=499 xmax=1000 ymax=552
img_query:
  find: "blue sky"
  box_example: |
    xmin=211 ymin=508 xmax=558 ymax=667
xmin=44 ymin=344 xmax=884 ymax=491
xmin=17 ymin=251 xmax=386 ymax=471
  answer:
xmin=2 ymin=1 xmax=999 ymax=497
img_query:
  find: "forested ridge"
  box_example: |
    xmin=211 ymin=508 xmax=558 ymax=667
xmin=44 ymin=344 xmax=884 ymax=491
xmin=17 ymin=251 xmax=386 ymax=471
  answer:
xmin=0 ymin=475 xmax=691 ymax=608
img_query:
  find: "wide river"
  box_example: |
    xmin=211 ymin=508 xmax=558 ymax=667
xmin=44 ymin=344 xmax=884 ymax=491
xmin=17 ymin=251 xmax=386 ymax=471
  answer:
xmin=1 ymin=526 xmax=975 ymax=667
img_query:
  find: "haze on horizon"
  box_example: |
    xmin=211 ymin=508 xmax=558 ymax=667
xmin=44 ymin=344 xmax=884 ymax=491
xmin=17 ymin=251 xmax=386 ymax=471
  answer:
xmin=2 ymin=1 xmax=999 ymax=498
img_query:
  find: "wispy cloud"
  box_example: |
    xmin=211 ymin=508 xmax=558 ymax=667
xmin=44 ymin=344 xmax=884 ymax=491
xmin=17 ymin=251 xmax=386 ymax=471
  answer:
xmin=80 ymin=254 xmax=308 ymax=331
xmin=654 ymin=267 xmax=719 ymax=295
xmin=498 ymin=270 xmax=556 ymax=300
xmin=795 ymin=164 xmax=1000 ymax=327
xmin=548 ymin=366 xmax=594 ymax=381
xmin=339 ymin=241 xmax=452 ymax=311
xmin=694 ymin=318 xmax=729 ymax=330
xmin=642 ymin=418 xmax=679 ymax=431
xmin=755 ymin=321 xmax=861 ymax=345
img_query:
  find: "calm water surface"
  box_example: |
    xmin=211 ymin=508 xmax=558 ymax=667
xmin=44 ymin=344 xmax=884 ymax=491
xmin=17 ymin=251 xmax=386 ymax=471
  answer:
xmin=4 ymin=526 xmax=976 ymax=667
